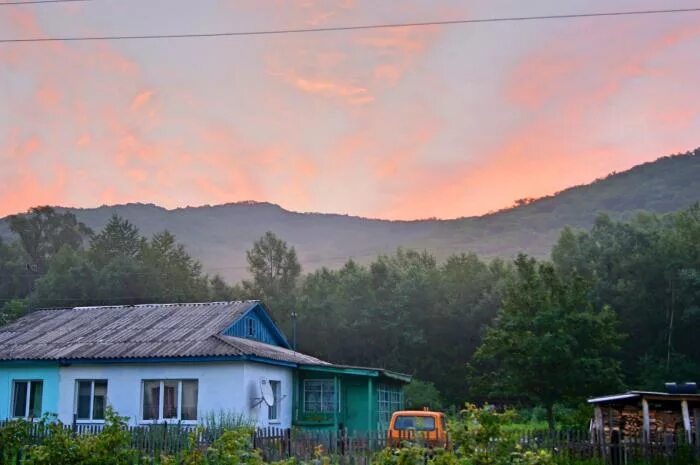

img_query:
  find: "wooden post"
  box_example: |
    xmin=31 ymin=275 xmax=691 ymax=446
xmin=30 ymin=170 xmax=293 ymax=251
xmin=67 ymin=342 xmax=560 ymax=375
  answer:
xmin=681 ymin=400 xmax=692 ymax=443
xmin=694 ymin=408 xmax=700 ymax=446
xmin=594 ymin=405 xmax=606 ymax=458
xmin=642 ymin=398 xmax=650 ymax=444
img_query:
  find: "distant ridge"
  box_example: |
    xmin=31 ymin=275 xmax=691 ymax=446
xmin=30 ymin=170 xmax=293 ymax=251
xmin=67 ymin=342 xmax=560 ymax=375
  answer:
xmin=2 ymin=149 xmax=698 ymax=281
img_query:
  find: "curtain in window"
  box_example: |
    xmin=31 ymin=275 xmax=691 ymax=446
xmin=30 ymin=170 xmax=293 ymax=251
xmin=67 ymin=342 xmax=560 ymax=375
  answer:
xmin=143 ymin=381 xmax=160 ymax=420
xmin=304 ymin=380 xmax=335 ymax=413
xmin=181 ymin=381 xmax=198 ymax=421
xmin=163 ymin=381 xmax=178 ymax=419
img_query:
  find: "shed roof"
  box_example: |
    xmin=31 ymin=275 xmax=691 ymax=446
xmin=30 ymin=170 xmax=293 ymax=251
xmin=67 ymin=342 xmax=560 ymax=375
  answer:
xmin=588 ymin=390 xmax=700 ymax=404
xmin=0 ymin=301 xmax=327 ymax=365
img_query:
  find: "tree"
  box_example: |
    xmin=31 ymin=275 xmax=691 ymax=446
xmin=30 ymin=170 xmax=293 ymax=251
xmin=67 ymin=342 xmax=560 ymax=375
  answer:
xmin=470 ymin=255 xmax=624 ymax=429
xmin=0 ymin=299 xmax=26 ymax=326
xmin=140 ymin=231 xmax=210 ymax=303
xmin=89 ymin=215 xmax=145 ymax=267
xmin=32 ymin=246 xmax=97 ymax=308
xmin=404 ymin=379 xmax=443 ymax=410
xmin=8 ymin=206 xmax=92 ymax=273
xmin=245 ymin=232 xmax=301 ymax=314
xmin=0 ymin=238 xmax=30 ymax=300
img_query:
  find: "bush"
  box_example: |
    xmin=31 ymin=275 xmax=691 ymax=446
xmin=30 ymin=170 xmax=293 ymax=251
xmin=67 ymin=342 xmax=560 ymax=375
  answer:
xmin=0 ymin=418 xmax=34 ymax=463
xmin=24 ymin=419 xmax=84 ymax=465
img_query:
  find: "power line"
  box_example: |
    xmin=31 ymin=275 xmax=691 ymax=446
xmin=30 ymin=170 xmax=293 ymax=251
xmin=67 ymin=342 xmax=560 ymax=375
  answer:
xmin=1 ymin=7 xmax=700 ymax=43
xmin=0 ymin=0 xmax=90 ymax=5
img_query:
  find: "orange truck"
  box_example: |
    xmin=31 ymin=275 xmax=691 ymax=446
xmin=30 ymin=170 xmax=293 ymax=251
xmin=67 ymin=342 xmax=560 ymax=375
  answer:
xmin=386 ymin=409 xmax=449 ymax=448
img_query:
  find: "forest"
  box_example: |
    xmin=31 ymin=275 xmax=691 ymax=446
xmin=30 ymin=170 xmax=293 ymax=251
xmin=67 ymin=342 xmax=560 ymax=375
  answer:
xmin=0 ymin=203 xmax=699 ymax=424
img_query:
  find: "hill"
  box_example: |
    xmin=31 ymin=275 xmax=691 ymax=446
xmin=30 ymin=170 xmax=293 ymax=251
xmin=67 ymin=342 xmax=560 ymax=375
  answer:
xmin=1 ymin=149 xmax=699 ymax=282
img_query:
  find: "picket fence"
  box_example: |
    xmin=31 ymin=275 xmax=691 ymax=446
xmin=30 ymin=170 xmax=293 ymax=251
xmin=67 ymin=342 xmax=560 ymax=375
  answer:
xmin=2 ymin=421 xmax=699 ymax=465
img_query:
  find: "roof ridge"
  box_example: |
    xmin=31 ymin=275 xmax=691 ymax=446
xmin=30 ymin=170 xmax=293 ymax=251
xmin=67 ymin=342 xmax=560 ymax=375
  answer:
xmin=72 ymin=300 xmax=260 ymax=310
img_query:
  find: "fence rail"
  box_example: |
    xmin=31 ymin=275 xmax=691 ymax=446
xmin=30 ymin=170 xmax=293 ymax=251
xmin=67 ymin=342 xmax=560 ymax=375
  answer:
xmin=1 ymin=420 xmax=699 ymax=464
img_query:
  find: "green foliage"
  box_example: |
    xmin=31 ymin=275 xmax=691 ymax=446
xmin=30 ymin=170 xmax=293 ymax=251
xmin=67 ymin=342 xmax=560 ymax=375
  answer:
xmin=0 ymin=299 xmax=26 ymax=326
xmin=8 ymin=206 xmax=92 ymax=274
xmin=450 ymin=404 xmax=512 ymax=455
xmin=244 ymin=231 xmax=301 ymax=321
xmin=21 ymin=217 xmax=213 ymax=308
xmin=295 ymin=250 xmax=508 ymax=405
xmin=89 ymin=215 xmax=145 ymax=268
xmin=78 ymin=407 xmax=133 ymax=465
xmin=469 ymin=255 xmax=623 ymax=428
xmin=24 ymin=417 xmax=83 ymax=465
xmin=205 ymin=428 xmax=262 ymax=465
xmin=0 ymin=418 xmax=33 ymax=462
xmin=507 ymin=446 xmax=555 ymax=465
xmin=404 ymin=380 xmax=443 ymax=410
xmin=552 ymin=204 xmax=700 ymax=386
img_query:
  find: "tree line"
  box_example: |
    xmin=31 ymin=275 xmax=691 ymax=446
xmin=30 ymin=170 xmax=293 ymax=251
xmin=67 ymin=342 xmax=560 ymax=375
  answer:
xmin=1 ymin=204 xmax=699 ymax=425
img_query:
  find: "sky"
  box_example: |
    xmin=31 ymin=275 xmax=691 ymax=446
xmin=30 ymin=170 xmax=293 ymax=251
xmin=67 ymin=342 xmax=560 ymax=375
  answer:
xmin=1 ymin=0 xmax=700 ymax=220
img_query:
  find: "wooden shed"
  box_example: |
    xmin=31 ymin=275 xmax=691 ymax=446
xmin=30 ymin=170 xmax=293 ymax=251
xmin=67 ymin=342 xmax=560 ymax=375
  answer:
xmin=588 ymin=387 xmax=700 ymax=445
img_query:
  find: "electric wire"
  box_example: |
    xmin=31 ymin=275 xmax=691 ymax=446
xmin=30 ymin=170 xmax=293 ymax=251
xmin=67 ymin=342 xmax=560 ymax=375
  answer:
xmin=0 ymin=7 xmax=700 ymax=43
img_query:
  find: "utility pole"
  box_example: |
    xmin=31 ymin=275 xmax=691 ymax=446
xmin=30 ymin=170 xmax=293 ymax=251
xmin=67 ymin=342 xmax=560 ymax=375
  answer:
xmin=290 ymin=311 xmax=298 ymax=351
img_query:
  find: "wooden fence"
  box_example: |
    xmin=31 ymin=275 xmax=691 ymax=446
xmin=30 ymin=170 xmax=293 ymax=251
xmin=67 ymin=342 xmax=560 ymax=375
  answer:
xmin=2 ymin=421 xmax=699 ymax=464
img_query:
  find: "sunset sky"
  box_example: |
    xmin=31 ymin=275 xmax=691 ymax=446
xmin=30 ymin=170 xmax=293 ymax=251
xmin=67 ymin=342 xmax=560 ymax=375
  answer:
xmin=1 ymin=0 xmax=699 ymax=220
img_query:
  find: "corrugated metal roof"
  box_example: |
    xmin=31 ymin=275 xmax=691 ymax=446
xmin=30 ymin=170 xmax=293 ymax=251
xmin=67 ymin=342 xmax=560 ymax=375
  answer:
xmin=588 ymin=390 xmax=700 ymax=404
xmin=0 ymin=301 xmax=329 ymax=365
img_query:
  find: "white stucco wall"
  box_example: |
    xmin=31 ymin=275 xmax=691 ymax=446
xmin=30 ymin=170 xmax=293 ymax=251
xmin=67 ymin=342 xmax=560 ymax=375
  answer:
xmin=57 ymin=361 xmax=293 ymax=427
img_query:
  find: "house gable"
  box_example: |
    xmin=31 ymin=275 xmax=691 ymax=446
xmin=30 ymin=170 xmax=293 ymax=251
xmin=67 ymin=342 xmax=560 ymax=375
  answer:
xmin=221 ymin=303 xmax=291 ymax=349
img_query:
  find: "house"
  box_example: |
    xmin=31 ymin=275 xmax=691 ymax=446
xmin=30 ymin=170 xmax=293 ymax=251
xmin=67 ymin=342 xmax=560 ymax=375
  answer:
xmin=588 ymin=384 xmax=700 ymax=445
xmin=0 ymin=301 xmax=409 ymax=431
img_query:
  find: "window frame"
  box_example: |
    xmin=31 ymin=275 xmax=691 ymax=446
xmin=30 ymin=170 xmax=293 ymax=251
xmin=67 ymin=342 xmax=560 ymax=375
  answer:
xmin=74 ymin=379 xmax=108 ymax=423
xmin=140 ymin=379 xmax=198 ymax=424
xmin=303 ymin=379 xmax=337 ymax=414
xmin=245 ymin=318 xmax=256 ymax=337
xmin=268 ymin=380 xmax=281 ymax=422
xmin=11 ymin=380 xmax=43 ymax=420
xmin=377 ymin=383 xmax=404 ymax=428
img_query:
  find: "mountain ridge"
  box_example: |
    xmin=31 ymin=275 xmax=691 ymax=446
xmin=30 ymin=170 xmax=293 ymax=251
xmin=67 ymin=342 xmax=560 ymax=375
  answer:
xmin=1 ymin=149 xmax=698 ymax=281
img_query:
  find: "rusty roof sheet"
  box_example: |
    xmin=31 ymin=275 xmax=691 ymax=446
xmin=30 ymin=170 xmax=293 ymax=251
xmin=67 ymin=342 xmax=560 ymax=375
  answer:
xmin=0 ymin=301 xmax=329 ymax=366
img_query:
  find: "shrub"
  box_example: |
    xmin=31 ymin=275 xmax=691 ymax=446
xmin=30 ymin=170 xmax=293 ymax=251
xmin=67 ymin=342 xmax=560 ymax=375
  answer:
xmin=24 ymin=420 xmax=84 ymax=465
xmin=78 ymin=407 xmax=134 ymax=465
xmin=0 ymin=418 xmax=33 ymax=463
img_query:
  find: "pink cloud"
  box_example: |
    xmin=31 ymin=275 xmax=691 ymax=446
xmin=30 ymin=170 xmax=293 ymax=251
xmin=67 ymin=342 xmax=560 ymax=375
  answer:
xmin=130 ymin=90 xmax=154 ymax=111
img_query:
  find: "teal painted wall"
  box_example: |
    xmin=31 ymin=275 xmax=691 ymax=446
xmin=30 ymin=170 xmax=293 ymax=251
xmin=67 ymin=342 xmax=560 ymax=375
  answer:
xmin=0 ymin=363 xmax=60 ymax=420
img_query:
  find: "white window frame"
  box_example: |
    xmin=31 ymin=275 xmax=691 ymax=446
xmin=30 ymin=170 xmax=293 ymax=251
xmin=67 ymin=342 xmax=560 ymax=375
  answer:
xmin=74 ymin=380 xmax=108 ymax=423
xmin=140 ymin=379 xmax=198 ymax=424
xmin=303 ymin=379 xmax=337 ymax=413
xmin=268 ymin=380 xmax=281 ymax=422
xmin=11 ymin=380 xmax=43 ymax=419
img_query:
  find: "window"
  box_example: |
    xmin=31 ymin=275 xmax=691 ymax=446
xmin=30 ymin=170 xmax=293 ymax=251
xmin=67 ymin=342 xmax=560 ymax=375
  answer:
xmin=142 ymin=380 xmax=198 ymax=422
xmin=377 ymin=384 xmax=403 ymax=427
xmin=246 ymin=318 xmax=256 ymax=337
xmin=303 ymin=379 xmax=336 ymax=413
xmin=268 ymin=380 xmax=281 ymax=421
xmin=393 ymin=415 xmax=436 ymax=431
xmin=12 ymin=380 xmax=43 ymax=419
xmin=76 ymin=380 xmax=108 ymax=421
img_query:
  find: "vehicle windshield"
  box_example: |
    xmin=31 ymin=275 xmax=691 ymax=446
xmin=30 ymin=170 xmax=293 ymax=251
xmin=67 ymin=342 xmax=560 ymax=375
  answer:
xmin=393 ymin=415 xmax=436 ymax=431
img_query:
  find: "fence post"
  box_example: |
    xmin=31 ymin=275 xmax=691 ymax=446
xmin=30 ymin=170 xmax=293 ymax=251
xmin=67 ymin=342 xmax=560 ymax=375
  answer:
xmin=286 ymin=428 xmax=292 ymax=457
